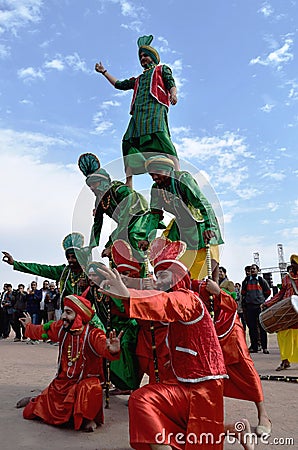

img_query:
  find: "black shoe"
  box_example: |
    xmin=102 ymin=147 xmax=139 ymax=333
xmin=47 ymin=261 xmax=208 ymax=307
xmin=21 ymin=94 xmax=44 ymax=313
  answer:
xmin=263 ymin=349 xmax=270 ymax=354
xmin=249 ymin=348 xmax=258 ymax=353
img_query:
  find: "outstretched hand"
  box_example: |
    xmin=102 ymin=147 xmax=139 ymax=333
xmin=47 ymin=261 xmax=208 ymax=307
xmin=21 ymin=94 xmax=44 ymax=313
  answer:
xmin=19 ymin=312 xmax=32 ymax=328
xmin=96 ymin=266 xmax=130 ymax=299
xmin=2 ymin=251 xmax=14 ymax=265
xmin=95 ymin=61 xmax=105 ymax=73
xmin=106 ymin=329 xmax=123 ymax=354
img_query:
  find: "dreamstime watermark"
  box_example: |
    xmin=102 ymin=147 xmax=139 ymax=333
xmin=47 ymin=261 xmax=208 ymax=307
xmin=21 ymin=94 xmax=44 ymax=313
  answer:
xmin=155 ymin=421 xmax=295 ymax=446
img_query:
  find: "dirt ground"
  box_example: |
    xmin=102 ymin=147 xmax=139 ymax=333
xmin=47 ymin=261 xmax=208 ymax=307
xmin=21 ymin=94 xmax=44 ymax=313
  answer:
xmin=0 ymin=332 xmax=297 ymax=450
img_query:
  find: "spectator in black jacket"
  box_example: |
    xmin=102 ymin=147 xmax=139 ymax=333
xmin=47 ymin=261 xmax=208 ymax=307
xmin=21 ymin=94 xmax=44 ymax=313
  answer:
xmin=0 ymin=283 xmax=8 ymax=338
xmin=241 ymin=264 xmax=271 ymax=354
xmin=45 ymin=282 xmax=59 ymax=322
xmin=12 ymin=284 xmax=27 ymax=341
xmin=1 ymin=284 xmax=15 ymax=338
xmin=26 ymin=281 xmax=40 ymax=324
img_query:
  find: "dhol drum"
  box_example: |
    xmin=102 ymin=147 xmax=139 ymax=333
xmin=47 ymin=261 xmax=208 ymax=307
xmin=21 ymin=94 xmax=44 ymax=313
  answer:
xmin=259 ymin=295 xmax=298 ymax=333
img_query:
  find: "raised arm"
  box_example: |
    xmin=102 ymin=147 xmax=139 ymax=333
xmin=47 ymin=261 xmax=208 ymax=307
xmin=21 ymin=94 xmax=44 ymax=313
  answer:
xmin=95 ymin=61 xmax=117 ymax=87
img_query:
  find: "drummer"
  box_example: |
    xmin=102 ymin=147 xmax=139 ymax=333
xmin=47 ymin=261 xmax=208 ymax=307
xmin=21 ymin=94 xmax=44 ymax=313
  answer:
xmin=263 ymin=254 xmax=298 ymax=371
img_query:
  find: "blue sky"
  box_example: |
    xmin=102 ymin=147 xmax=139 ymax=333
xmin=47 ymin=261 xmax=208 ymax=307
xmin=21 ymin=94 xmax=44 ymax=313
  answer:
xmin=0 ymin=0 xmax=297 ymax=288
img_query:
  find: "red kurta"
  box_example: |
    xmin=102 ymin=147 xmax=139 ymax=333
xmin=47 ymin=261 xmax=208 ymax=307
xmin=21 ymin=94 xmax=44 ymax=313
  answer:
xmin=136 ymin=319 xmax=169 ymax=383
xmin=192 ymin=281 xmax=263 ymax=402
xmin=127 ymin=288 xmax=226 ymax=450
xmin=23 ymin=321 xmax=120 ymax=430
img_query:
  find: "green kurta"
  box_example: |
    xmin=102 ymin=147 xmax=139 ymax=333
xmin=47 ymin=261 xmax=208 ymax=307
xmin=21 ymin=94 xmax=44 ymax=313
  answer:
xmin=147 ymin=171 xmax=224 ymax=250
xmin=115 ymin=65 xmax=178 ymax=174
xmin=90 ymin=181 xmax=151 ymax=263
xmin=86 ymin=286 xmax=140 ymax=391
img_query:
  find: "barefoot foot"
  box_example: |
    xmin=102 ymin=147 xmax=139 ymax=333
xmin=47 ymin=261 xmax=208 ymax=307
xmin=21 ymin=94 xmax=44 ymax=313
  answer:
xmin=256 ymin=416 xmax=272 ymax=436
xmin=83 ymin=420 xmax=97 ymax=432
xmin=16 ymin=396 xmax=32 ymax=408
xmin=238 ymin=418 xmax=254 ymax=450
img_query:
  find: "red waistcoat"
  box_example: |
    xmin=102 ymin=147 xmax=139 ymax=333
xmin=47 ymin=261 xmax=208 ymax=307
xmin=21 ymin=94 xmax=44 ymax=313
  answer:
xmin=130 ymin=65 xmax=170 ymax=114
xmin=168 ymin=295 xmax=227 ymax=383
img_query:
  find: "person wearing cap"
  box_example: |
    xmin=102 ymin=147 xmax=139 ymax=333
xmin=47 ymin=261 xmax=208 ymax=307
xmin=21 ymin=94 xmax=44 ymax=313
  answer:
xmin=78 ymin=153 xmax=159 ymax=274
xmin=138 ymin=155 xmax=224 ymax=282
xmin=83 ymin=260 xmax=140 ymax=393
xmin=2 ymin=232 xmax=90 ymax=312
xmin=111 ymin=240 xmax=170 ymax=385
xmin=18 ymin=295 xmax=122 ymax=432
xmin=95 ymin=34 xmax=179 ymax=188
xmin=263 ymin=254 xmax=298 ymax=371
xmin=192 ymin=278 xmax=271 ymax=437
xmin=97 ymin=237 xmax=228 ymax=450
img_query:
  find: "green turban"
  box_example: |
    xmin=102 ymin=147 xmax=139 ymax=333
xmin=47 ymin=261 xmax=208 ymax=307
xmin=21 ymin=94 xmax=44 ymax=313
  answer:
xmin=138 ymin=34 xmax=160 ymax=65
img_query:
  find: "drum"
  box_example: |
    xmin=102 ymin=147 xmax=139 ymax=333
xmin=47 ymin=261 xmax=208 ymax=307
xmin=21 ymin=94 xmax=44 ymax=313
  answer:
xmin=259 ymin=295 xmax=298 ymax=333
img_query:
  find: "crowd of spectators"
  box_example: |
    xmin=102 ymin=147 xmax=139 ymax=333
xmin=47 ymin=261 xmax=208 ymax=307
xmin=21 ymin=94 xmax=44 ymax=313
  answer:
xmin=0 ymin=280 xmax=60 ymax=343
xmin=0 ymin=264 xmax=273 ymax=353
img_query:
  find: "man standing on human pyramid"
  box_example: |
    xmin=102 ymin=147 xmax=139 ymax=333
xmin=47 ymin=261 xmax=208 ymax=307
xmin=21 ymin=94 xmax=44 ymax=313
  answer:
xmin=95 ymin=34 xmax=179 ymax=188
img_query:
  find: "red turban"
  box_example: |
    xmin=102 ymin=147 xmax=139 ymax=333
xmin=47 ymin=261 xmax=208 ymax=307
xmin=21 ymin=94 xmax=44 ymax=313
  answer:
xmin=64 ymin=295 xmax=94 ymax=331
xmin=150 ymin=237 xmax=190 ymax=291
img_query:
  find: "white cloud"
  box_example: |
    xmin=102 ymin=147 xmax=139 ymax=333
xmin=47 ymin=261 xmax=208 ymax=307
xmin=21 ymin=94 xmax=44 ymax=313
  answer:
xmin=99 ymin=0 xmax=147 ymax=29
xmin=19 ymin=99 xmax=33 ymax=105
xmin=280 ymin=227 xmax=298 ymax=239
xmin=0 ymin=43 xmax=10 ymax=58
xmin=44 ymin=58 xmax=65 ymax=71
xmin=121 ymin=21 xmax=142 ymax=32
xmin=92 ymin=112 xmax=113 ymax=134
xmin=0 ymin=0 xmax=43 ymax=35
xmin=172 ymin=126 xmax=191 ymax=136
xmin=0 ymin=130 xmax=90 ymax=286
xmin=65 ymin=53 xmax=89 ymax=73
xmin=261 ymin=172 xmax=285 ymax=181
xmin=42 ymin=53 xmax=89 ymax=74
xmin=267 ymin=202 xmax=279 ymax=212
xmin=260 ymin=103 xmax=275 ymax=112
xmin=17 ymin=66 xmax=45 ymax=81
xmin=101 ymin=100 xmax=121 ymax=108
xmin=174 ymin=132 xmax=256 ymax=196
xmin=292 ymin=199 xmax=298 ymax=215
xmin=175 ymin=132 xmax=252 ymax=160
xmin=250 ymin=37 xmax=294 ymax=70
xmin=258 ymin=2 xmax=274 ymax=17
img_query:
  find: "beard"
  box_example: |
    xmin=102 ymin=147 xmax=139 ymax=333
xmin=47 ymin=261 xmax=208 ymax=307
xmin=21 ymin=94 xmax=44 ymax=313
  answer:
xmin=156 ymin=282 xmax=172 ymax=292
xmin=62 ymin=319 xmax=74 ymax=332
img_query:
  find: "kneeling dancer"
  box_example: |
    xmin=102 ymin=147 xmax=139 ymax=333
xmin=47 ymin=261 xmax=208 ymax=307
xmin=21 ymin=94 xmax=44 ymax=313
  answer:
xmin=19 ymin=295 xmax=122 ymax=432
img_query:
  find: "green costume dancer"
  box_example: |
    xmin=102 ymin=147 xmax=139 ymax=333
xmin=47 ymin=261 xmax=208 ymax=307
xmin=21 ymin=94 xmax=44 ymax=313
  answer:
xmin=85 ymin=262 xmax=140 ymax=391
xmin=78 ymin=153 xmax=158 ymax=274
xmin=2 ymin=233 xmax=103 ymax=330
xmin=95 ymin=34 xmax=179 ymax=187
xmin=2 ymin=233 xmax=90 ymax=310
xmin=139 ymin=156 xmax=224 ymax=281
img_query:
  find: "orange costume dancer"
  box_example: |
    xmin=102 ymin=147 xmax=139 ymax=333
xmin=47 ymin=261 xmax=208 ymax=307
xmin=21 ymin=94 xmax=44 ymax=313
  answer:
xmin=192 ymin=279 xmax=271 ymax=436
xmin=111 ymin=239 xmax=169 ymax=383
xmin=98 ymin=237 xmax=227 ymax=450
xmin=19 ymin=295 xmax=121 ymax=432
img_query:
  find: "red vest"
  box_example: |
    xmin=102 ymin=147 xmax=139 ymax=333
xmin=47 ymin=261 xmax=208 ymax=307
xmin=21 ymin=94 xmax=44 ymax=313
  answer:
xmin=191 ymin=280 xmax=238 ymax=340
xmin=168 ymin=294 xmax=227 ymax=383
xmin=130 ymin=65 xmax=170 ymax=114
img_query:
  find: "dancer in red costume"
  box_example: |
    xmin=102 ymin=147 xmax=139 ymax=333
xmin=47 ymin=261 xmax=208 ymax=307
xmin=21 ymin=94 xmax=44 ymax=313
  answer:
xmin=192 ymin=279 xmax=271 ymax=437
xmin=111 ymin=239 xmax=169 ymax=383
xmin=98 ymin=237 xmax=228 ymax=450
xmin=18 ymin=295 xmax=122 ymax=432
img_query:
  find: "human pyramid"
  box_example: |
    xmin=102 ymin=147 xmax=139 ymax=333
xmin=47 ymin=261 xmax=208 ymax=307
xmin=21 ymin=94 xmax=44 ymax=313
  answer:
xmin=2 ymin=35 xmax=272 ymax=449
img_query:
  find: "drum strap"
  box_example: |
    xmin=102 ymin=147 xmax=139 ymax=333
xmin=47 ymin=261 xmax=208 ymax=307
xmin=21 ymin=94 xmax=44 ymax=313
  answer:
xmin=289 ymin=277 xmax=298 ymax=295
